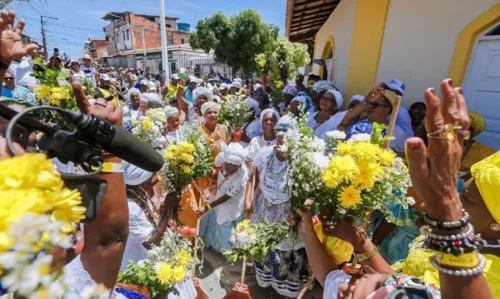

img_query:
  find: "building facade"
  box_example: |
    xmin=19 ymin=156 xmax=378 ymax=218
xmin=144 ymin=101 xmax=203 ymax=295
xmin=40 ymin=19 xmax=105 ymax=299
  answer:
xmin=286 ymin=0 xmax=500 ymax=150
xmin=85 ymin=38 xmax=107 ymax=59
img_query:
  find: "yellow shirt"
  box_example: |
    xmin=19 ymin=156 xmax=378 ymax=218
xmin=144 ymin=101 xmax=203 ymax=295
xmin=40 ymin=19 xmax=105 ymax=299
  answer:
xmin=461 ymin=141 xmax=495 ymax=172
xmin=167 ymin=83 xmax=179 ymax=101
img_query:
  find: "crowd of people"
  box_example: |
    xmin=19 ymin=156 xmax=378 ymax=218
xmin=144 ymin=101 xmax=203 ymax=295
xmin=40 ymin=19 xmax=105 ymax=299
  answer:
xmin=1 ymin=9 xmax=499 ymax=299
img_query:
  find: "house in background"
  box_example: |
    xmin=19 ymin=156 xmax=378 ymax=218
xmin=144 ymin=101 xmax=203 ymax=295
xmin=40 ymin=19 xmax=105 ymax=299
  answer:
xmin=84 ymin=38 xmax=107 ymax=60
xmin=286 ymin=0 xmax=500 ymax=150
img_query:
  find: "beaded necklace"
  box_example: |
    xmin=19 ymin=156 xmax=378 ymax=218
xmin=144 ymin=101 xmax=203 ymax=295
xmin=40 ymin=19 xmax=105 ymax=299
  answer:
xmin=126 ymin=186 xmax=159 ymax=227
xmin=263 ymin=148 xmax=289 ymax=192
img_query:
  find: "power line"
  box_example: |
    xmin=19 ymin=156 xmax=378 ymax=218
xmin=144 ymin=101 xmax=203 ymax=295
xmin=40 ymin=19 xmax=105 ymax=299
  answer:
xmin=45 ymin=29 xmax=89 ymax=39
xmin=44 ymin=22 xmax=103 ymax=32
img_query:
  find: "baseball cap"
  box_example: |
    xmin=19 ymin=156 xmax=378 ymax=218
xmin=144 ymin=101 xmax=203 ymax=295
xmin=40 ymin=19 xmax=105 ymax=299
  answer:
xmin=171 ymin=74 xmax=180 ymax=80
xmin=384 ymin=79 xmax=406 ymax=96
xmin=140 ymin=80 xmax=148 ymax=85
xmin=99 ymin=74 xmax=110 ymax=81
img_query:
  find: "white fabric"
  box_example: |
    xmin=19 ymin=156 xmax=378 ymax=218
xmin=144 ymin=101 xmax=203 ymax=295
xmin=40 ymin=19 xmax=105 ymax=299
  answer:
xmin=323 ymin=270 xmax=352 ymax=299
xmin=232 ymin=81 xmax=242 ymax=89
xmin=244 ymin=118 xmax=262 ymax=141
xmin=325 ymin=89 xmax=344 ymax=110
xmin=308 ymin=111 xmax=347 ymax=140
xmin=259 ymin=108 xmax=280 ymax=125
xmin=120 ymin=199 xmax=155 ymax=271
xmin=80 ymin=64 xmax=97 ymax=87
xmin=165 ymin=106 xmax=179 ymax=120
xmin=193 ymin=87 xmax=213 ymax=102
xmin=165 ymin=129 xmax=182 ymax=145
xmin=243 ymin=136 xmax=275 ymax=161
xmin=201 ymin=102 xmax=221 ymax=116
xmin=254 ymin=146 xmax=289 ymax=205
xmin=350 ymin=94 xmax=364 ymax=103
xmin=291 ymin=95 xmax=306 ymax=106
xmin=209 ymin=164 xmax=249 ymax=225
xmin=312 ymin=80 xmax=335 ymax=93
xmin=153 ymin=136 xmax=167 ymax=148
xmin=246 ymin=97 xmax=260 ymax=114
xmin=220 ymin=142 xmax=245 ymax=166
xmin=123 ymin=162 xmax=153 ymax=186
xmin=8 ymin=57 xmax=33 ymax=86
xmin=389 ymin=124 xmax=407 ymax=153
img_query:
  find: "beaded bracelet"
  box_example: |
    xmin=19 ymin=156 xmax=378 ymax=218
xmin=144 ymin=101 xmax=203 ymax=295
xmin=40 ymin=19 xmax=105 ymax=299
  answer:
xmin=423 ymin=223 xmax=474 ymax=240
xmin=424 ymin=234 xmax=484 ymax=256
xmin=429 ymin=253 xmax=486 ymax=277
xmin=422 ymin=209 xmax=469 ymax=229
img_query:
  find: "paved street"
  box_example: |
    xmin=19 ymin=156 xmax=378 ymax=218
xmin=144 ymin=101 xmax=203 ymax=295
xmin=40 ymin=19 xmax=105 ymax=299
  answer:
xmin=198 ymin=249 xmax=323 ymax=299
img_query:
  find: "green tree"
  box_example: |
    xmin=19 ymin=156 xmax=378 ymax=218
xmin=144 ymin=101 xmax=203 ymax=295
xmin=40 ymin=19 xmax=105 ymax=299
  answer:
xmin=190 ymin=9 xmax=279 ymax=77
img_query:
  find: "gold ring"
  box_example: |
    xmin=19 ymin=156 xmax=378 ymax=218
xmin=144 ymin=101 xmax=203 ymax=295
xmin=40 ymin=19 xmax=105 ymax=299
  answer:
xmin=427 ymin=124 xmax=462 ymax=141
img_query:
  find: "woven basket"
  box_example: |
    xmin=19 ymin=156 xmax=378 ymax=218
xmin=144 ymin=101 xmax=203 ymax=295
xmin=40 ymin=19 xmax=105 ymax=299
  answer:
xmin=115 ymin=282 xmax=151 ymax=299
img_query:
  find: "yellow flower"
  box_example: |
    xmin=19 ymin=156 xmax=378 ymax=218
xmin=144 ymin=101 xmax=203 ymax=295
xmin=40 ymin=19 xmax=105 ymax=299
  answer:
xmin=172 ymin=266 xmax=187 ymax=283
xmin=352 ymin=162 xmax=384 ymax=190
xmin=35 ymin=86 xmax=51 ymax=100
xmin=350 ymin=142 xmax=380 ymax=164
xmin=132 ymin=120 xmax=140 ymax=126
xmin=180 ymin=142 xmax=196 ymax=154
xmin=378 ymin=149 xmax=396 ymax=167
xmin=338 ymin=185 xmax=362 ymax=208
xmin=322 ymin=155 xmax=359 ymax=188
xmin=169 ymin=145 xmax=179 ymax=154
xmin=180 ymin=153 xmax=194 ymax=164
xmin=236 ymin=220 xmax=251 ymax=233
xmin=49 ymin=188 xmax=87 ymax=224
xmin=335 ymin=142 xmax=354 ymax=156
xmin=0 ymin=232 xmax=12 ymax=253
xmin=275 ymin=80 xmax=284 ymax=89
xmin=182 ymin=165 xmax=191 ymax=174
xmin=174 ymin=251 xmax=191 ymax=267
xmin=157 ymin=262 xmax=175 ymax=286
xmin=142 ymin=118 xmax=153 ymax=131
xmin=164 ymin=151 xmax=175 ymax=160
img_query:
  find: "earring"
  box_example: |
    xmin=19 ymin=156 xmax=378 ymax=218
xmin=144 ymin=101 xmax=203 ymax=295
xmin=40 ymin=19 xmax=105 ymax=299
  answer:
xmin=490 ymin=223 xmax=500 ymax=232
xmin=371 ymin=93 xmax=375 ymax=97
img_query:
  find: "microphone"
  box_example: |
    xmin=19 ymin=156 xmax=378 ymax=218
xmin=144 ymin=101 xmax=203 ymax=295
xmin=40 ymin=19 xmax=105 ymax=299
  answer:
xmin=62 ymin=110 xmax=164 ymax=172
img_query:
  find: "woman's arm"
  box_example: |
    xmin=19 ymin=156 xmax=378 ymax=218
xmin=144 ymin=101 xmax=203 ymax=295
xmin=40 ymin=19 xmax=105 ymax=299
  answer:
xmin=176 ymin=80 xmax=189 ymax=117
xmin=244 ymin=168 xmax=259 ymax=218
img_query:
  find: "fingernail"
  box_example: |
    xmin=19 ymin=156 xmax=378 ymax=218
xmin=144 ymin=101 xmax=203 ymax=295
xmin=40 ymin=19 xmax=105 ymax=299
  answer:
xmin=448 ymin=79 xmax=453 ymax=87
xmin=458 ymin=88 xmax=463 ymax=95
xmin=408 ymin=142 xmax=420 ymax=150
xmin=430 ymin=88 xmax=436 ymax=95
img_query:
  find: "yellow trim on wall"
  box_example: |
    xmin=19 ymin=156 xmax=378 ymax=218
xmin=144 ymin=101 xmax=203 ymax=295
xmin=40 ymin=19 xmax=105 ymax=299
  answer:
xmin=344 ymin=0 xmax=390 ymax=101
xmin=320 ymin=35 xmax=335 ymax=80
xmin=448 ymin=2 xmax=500 ymax=86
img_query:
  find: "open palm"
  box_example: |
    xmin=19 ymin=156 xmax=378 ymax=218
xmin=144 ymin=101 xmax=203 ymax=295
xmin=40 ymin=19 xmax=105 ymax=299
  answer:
xmin=0 ymin=11 xmax=38 ymax=63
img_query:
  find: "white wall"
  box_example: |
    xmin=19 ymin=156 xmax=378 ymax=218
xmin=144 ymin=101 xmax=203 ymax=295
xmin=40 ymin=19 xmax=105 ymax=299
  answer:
xmin=312 ymin=0 xmax=356 ymax=93
xmin=114 ymin=24 xmax=134 ymax=52
xmin=376 ymin=0 xmax=500 ymax=108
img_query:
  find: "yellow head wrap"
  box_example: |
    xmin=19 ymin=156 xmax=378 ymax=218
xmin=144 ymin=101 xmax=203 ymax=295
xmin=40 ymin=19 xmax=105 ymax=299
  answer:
xmin=469 ymin=111 xmax=486 ymax=137
xmin=471 ymin=151 xmax=500 ymax=224
xmin=146 ymin=108 xmax=167 ymax=123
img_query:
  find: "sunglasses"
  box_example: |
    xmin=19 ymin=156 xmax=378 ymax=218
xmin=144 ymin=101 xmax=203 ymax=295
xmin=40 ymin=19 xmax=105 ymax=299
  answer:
xmin=366 ymin=101 xmax=391 ymax=109
xmin=4 ymin=77 xmax=14 ymax=81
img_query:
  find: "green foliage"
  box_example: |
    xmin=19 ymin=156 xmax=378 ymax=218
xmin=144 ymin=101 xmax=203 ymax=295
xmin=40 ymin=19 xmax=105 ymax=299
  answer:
xmin=371 ymin=123 xmax=395 ymax=145
xmin=269 ymin=37 xmax=310 ymax=82
xmin=118 ymin=260 xmax=163 ymax=298
xmin=190 ymin=10 xmax=279 ymax=75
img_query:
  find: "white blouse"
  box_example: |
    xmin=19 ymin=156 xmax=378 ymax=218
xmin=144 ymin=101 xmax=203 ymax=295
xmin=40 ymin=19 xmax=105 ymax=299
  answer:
xmin=253 ymin=146 xmax=289 ymax=205
xmin=243 ymin=118 xmax=262 ymax=140
xmin=308 ymin=111 xmax=347 ymax=140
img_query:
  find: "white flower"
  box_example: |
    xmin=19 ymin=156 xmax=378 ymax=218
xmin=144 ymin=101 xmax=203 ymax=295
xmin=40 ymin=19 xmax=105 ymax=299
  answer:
xmin=407 ymin=196 xmax=415 ymax=206
xmin=348 ymin=133 xmax=371 ymax=143
xmin=309 ymin=152 xmax=329 ymax=171
xmin=277 ymin=143 xmax=288 ymax=153
xmin=326 ymin=130 xmax=346 ymax=140
xmin=338 ymin=208 xmax=347 ymax=215
xmin=311 ymin=138 xmax=326 ymax=152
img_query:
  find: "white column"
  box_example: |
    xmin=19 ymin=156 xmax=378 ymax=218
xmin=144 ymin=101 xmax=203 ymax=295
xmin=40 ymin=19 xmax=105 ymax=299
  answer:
xmin=159 ymin=0 xmax=170 ymax=83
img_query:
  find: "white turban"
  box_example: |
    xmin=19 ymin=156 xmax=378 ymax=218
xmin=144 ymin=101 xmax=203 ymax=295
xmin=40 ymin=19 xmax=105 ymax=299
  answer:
xmin=313 ymin=80 xmax=336 ymax=93
xmin=325 ymin=89 xmax=344 ymax=110
xmin=350 ymin=95 xmax=364 ymax=103
xmin=201 ymin=102 xmax=221 ymax=116
xmin=259 ymin=108 xmax=280 ymax=125
xmin=232 ymin=82 xmax=242 ymax=89
xmin=291 ymin=95 xmax=307 ymax=106
xmin=222 ymin=143 xmax=245 ymax=166
xmin=196 ymin=78 xmax=203 ymax=86
xmin=126 ymin=88 xmax=141 ymax=101
xmin=193 ymin=87 xmax=213 ymax=102
xmin=235 ymin=78 xmax=243 ymax=84
xmin=164 ymin=106 xmax=179 ymax=120
xmin=123 ymin=162 xmax=153 ymax=186
xmin=246 ymin=97 xmax=260 ymax=115
xmin=213 ymin=95 xmax=222 ymax=103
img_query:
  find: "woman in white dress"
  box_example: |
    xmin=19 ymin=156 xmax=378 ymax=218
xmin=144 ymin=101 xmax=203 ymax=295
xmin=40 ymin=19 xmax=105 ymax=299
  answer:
xmin=308 ymin=89 xmax=347 ymax=140
xmin=198 ymin=143 xmax=249 ymax=252
xmin=163 ymin=106 xmax=182 ymax=146
xmin=245 ymin=117 xmax=312 ymax=298
xmin=120 ymin=162 xmax=196 ymax=299
xmin=244 ymin=108 xmax=280 ymax=162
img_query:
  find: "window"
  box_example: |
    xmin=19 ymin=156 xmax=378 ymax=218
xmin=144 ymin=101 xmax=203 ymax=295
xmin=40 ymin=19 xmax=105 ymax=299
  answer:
xmin=167 ymin=37 xmax=174 ymax=45
xmin=123 ymin=31 xmax=126 ymax=41
xmin=486 ymin=24 xmax=500 ymax=36
xmin=126 ymin=29 xmax=130 ymax=40
xmin=327 ymin=48 xmax=333 ymax=60
xmin=166 ymin=24 xmax=172 ymax=28
xmin=181 ymin=39 xmax=188 ymax=44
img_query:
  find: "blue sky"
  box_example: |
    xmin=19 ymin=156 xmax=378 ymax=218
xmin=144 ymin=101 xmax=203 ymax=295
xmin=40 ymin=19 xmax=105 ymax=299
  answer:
xmin=7 ymin=0 xmax=286 ymax=59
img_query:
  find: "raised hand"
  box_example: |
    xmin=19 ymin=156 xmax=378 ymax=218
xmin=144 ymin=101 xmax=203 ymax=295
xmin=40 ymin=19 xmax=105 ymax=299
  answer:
xmin=72 ymin=82 xmax=123 ymax=126
xmin=0 ymin=11 xmax=39 ymax=64
xmin=405 ymin=79 xmax=469 ymax=222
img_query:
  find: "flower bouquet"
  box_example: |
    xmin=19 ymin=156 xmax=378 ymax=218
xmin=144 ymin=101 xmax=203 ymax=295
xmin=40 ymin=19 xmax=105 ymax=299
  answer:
xmin=224 ymin=97 xmax=252 ymax=142
xmin=118 ymin=233 xmax=197 ymax=298
xmin=255 ymin=53 xmax=270 ymax=74
xmin=222 ymin=220 xmax=291 ymax=263
xmin=0 ymin=154 xmax=89 ymax=298
xmin=318 ymin=128 xmax=412 ymax=226
xmin=131 ymin=118 xmax=163 ymax=148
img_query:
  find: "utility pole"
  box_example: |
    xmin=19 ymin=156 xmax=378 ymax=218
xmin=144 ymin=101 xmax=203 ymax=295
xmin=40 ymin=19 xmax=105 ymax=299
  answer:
xmin=140 ymin=28 xmax=147 ymax=71
xmin=40 ymin=15 xmax=58 ymax=58
xmin=159 ymin=0 xmax=170 ymax=83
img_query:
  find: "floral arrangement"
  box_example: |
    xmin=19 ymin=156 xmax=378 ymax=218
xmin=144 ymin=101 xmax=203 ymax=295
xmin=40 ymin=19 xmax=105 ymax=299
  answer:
xmin=31 ymin=58 xmax=78 ymax=110
xmin=161 ymin=124 xmax=213 ymax=193
xmin=131 ymin=118 xmax=163 ymax=148
xmin=318 ymin=129 xmax=412 ymax=225
xmin=224 ymin=96 xmax=252 ymax=129
xmin=255 ymin=53 xmax=270 ymax=74
xmin=0 ymin=154 xmax=88 ymax=297
xmin=222 ymin=220 xmax=290 ymax=263
xmin=118 ymin=233 xmax=197 ymax=298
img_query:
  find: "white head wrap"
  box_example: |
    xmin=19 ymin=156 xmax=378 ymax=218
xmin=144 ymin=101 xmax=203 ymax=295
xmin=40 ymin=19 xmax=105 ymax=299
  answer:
xmin=127 ymin=88 xmax=141 ymax=102
xmin=189 ymin=75 xmax=197 ymax=82
xmin=235 ymin=78 xmax=243 ymax=84
xmin=232 ymin=82 xmax=242 ymax=89
xmin=254 ymin=83 xmax=262 ymax=90
xmin=196 ymin=78 xmax=203 ymax=86
xmin=123 ymin=162 xmax=153 ymax=186
xmin=313 ymin=80 xmax=336 ymax=93
xmin=164 ymin=106 xmax=179 ymax=120
xmin=275 ymin=115 xmax=299 ymax=133
xmin=201 ymin=102 xmax=221 ymax=116
xmin=220 ymin=143 xmax=245 ymax=166
xmin=259 ymin=108 xmax=280 ymax=125
xmin=291 ymin=95 xmax=307 ymax=106
xmin=246 ymin=97 xmax=260 ymax=115
xmin=220 ymin=83 xmax=228 ymax=90
xmin=213 ymin=95 xmax=222 ymax=103
xmin=325 ymin=89 xmax=344 ymax=110
xmin=193 ymin=87 xmax=213 ymax=102
xmin=350 ymin=95 xmax=364 ymax=103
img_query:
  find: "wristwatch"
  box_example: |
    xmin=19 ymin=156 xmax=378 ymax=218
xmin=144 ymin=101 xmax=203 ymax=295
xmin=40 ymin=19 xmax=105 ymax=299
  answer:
xmin=355 ymin=246 xmax=379 ymax=263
